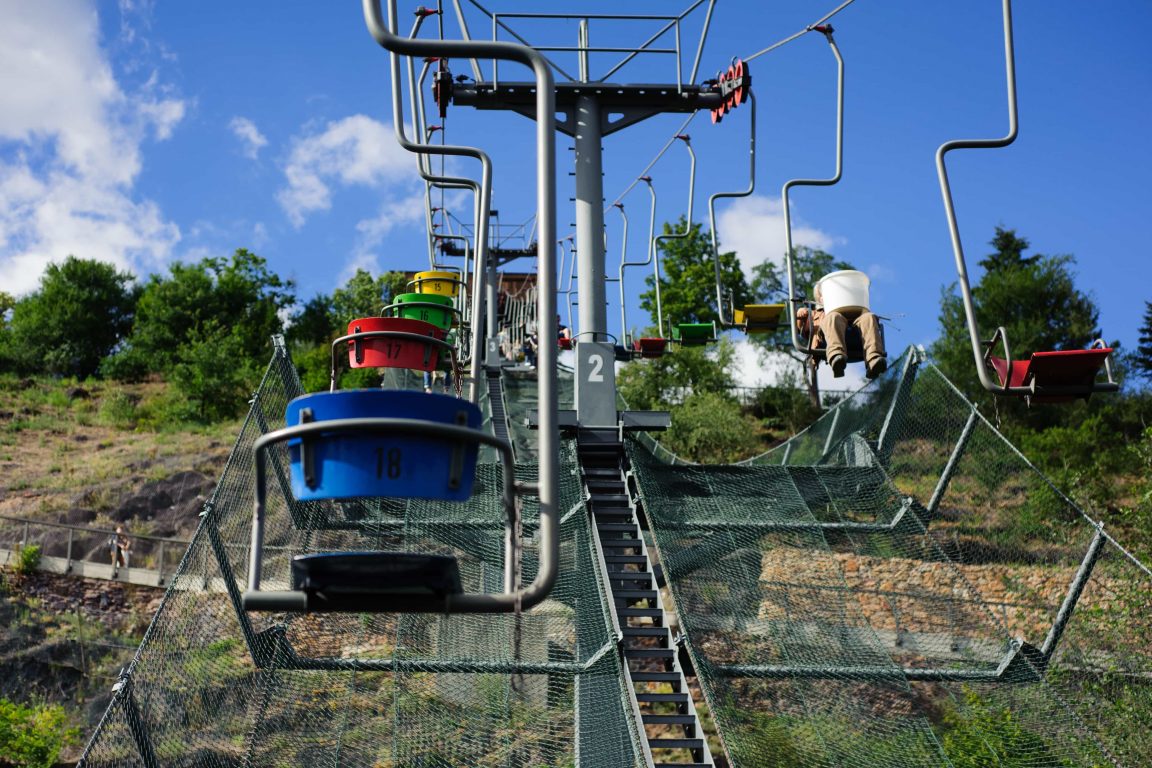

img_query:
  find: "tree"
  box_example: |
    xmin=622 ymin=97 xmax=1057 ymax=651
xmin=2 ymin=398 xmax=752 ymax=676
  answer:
xmin=169 ymin=323 xmax=257 ymax=422
xmin=749 ymin=245 xmax=854 ymax=408
xmin=1135 ymin=301 xmax=1152 ymax=382
xmin=932 ymin=227 xmax=1101 ymax=399
xmin=107 ymin=249 xmax=294 ymax=377
xmin=638 ymin=217 xmax=748 ymax=330
xmin=1 ymin=257 xmax=138 ymax=378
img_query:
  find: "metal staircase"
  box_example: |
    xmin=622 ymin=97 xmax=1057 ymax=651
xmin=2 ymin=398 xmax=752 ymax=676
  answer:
xmin=577 ymin=427 xmax=716 ymax=768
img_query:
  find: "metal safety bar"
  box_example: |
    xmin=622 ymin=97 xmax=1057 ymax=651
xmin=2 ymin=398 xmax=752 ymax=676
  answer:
xmin=242 ymin=417 xmax=518 ymax=613
xmin=328 ymin=329 xmax=458 ymax=392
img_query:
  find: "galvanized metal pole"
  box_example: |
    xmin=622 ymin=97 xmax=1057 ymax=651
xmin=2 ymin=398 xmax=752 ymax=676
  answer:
xmin=573 ymin=92 xmax=618 ymax=427
xmin=574 ymin=93 xmax=606 ymax=339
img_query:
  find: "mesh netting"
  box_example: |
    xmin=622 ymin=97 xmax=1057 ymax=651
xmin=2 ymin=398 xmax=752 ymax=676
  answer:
xmin=630 ymin=348 xmax=1151 ymax=767
xmin=79 ymin=344 xmax=644 ymax=767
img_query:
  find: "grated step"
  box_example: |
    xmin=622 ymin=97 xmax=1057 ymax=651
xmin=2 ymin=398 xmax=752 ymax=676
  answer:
xmin=597 ymin=523 xmax=640 ymax=533
xmin=626 ymin=648 xmax=676 ymax=659
xmin=612 ymin=589 xmax=658 ymax=600
xmin=600 ymin=539 xmax=643 ymax=549
xmin=619 ymin=608 xmax=663 ymax=619
xmin=623 ymin=626 xmax=668 ymax=637
xmin=642 ymin=713 xmax=696 ymax=725
xmin=636 ymin=692 xmax=689 ymax=703
xmin=649 ymin=738 xmax=705 ymax=750
xmin=611 ymin=574 xmax=654 ymax=587
xmin=605 ymin=555 xmax=648 ymax=565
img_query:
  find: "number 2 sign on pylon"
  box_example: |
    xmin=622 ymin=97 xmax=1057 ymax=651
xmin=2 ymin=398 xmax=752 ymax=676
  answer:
xmin=711 ymin=58 xmax=751 ymax=124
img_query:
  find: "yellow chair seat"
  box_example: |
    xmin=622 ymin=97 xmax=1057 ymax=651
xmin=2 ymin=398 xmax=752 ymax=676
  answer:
xmin=735 ymin=303 xmax=785 ymax=333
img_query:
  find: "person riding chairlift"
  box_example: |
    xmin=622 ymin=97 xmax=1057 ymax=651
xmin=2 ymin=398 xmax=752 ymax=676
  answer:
xmin=795 ymin=278 xmax=887 ymax=380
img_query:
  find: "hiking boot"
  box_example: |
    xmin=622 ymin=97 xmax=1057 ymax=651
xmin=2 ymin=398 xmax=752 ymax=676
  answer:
xmin=866 ymin=357 xmax=888 ymax=380
xmin=829 ymin=354 xmax=847 ymax=378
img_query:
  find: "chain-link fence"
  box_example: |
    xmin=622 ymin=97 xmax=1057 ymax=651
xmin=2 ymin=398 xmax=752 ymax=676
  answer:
xmin=631 ymin=347 xmax=1151 ymax=767
xmin=78 ymin=341 xmax=645 ymax=767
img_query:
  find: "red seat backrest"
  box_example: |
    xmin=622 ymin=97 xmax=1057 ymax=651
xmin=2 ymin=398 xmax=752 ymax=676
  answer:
xmin=346 ymin=317 xmax=447 ymax=371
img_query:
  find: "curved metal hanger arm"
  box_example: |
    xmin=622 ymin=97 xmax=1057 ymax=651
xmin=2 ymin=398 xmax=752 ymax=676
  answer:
xmin=360 ymin=0 xmax=558 ymax=614
xmin=710 ymin=91 xmax=756 ymax=327
xmin=618 ymin=178 xmax=657 ymax=345
xmin=783 ymin=26 xmax=844 ymax=357
xmin=652 ymin=135 xmax=696 ymax=338
xmin=935 ymin=0 xmax=1019 ymax=395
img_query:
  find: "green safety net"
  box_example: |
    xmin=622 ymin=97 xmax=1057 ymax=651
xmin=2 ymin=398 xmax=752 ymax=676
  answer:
xmin=78 ymin=342 xmax=644 ymax=768
xmin=630 ymin=348 xmax=1151 ymax=767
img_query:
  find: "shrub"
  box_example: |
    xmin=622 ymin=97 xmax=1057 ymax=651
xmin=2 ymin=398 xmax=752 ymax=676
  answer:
xmin=98 ymin=389 xmax=140 ymax=429
xmin=12 ymin=545 xmax=41 ymax=576
xmin=0 ymin=698 xmax=78 ymax=768
xmin=662 ymin=391 xmax=762 ymax=463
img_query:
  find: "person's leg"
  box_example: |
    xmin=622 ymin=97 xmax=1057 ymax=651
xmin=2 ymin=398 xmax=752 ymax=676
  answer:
xmin=423 ymin=370 xmax=432 ymax=393
xmin=856 ymin=312 xmax=887 ymax=378
xmin=822 ymin=311 xmax=848 ymax=376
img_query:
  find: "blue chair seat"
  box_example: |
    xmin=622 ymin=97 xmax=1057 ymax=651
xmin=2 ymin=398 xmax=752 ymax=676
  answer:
xmin=285 ymin=389 xmax=483 ymax=502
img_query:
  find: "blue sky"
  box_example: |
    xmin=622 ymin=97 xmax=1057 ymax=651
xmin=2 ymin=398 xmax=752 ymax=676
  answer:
xmin=2 ymin=1 xmax=1149 ymax=387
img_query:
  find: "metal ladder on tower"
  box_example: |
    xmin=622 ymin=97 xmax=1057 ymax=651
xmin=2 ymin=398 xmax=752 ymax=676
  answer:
xmin=577 ymin=427 xmax=715 ymax=768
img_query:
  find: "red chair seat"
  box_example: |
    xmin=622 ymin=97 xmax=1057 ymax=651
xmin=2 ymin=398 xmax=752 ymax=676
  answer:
xmin=633 ymin=338 xmax=667 ymax=359
xmin=557 ymin=337 xmax=573 ymax=350
xmin=989 ymin=347 xmax=1113 ymax=403
xmin=346 ymin=317 xmax=446 ymax=371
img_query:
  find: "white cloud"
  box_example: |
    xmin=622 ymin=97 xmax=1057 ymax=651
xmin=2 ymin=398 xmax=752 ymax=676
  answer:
xmin=729 ymin=335 xmax=867 ymax=394
xmin=716 ymin=195 xmax=841 ymax=278
xmin=229 ymin=116 xmax=268 ymax=160
xmin=277 ymin=115 xmax=414 ymax=227
xmin=0 ymin=1 xmax=184 ymax=295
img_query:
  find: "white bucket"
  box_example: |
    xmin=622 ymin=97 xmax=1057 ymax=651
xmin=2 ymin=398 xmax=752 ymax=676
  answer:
xmin=816 ymin=270 xmax=871 ymax=314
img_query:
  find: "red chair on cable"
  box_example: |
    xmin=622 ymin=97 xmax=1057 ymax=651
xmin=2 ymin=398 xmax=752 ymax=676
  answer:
xmin=936 ymin=0 xmax=1117 ymax=405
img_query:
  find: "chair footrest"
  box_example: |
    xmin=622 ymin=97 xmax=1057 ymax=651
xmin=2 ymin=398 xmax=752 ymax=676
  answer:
xmin=291 ymin=552 xmax=463 ymax=596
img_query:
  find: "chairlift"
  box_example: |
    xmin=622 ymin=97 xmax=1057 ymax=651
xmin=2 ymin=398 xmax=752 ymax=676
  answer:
xmin=704 ymin=90 xmax=784 ymax=335
xmin=616 ymin=178 xmax=667 ymax=359
xmin=242 ymin=0 xmax=560 ymax=615
xmin=782 ymin=26 xmax=882 ymax=367
xmin=936 ymin=0 xmax=1116 ymax=403
xmin=670 ymin=321 xmax=718 ymax=347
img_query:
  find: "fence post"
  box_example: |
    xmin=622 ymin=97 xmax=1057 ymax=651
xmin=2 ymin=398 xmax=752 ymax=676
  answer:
xmin=66 ymin=527 xmax=74 ymax=572
xmin=157 ymin=541 xmax=165 ymax=585
xmin=21 ymin=521 xmax=28 ymax=552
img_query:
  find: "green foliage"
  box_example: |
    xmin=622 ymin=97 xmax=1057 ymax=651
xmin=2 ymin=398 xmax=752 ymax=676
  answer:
xmin=286 ymin=293 xmax=338 ymax=347
xmin=663 ymin=391 xmax=762 ymax=463
xmin=1135 ymin=300 xmax=1152 ymax=382
xmin=939 ymin=687 xmax=1072 ymax=768
xmin=169 ymin=324 xmax=258 ymax=423
xmin=0 ymin=257 xmax=137 ymax=378
xmin=294 ymin=342 xmax=380 ymax=394
xmin=0 ymin=698 xmax=78 ymax=768
xmin=752 ymin=367 xmax=821 ymax=435
xmin=932 ymin=227 xmax=1101 ymax=404
xmin=108 ymin=249 xmax=293 ymax=377
xmin=13 ymin=545 xmax=41 ymax=576
xmin=97 ymin=389 xmax=141 ymax=429
xmin=639 ymin=217 xmax=748 ymax=328
xmin=618 ymin=337 xmax=738 ymax=410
